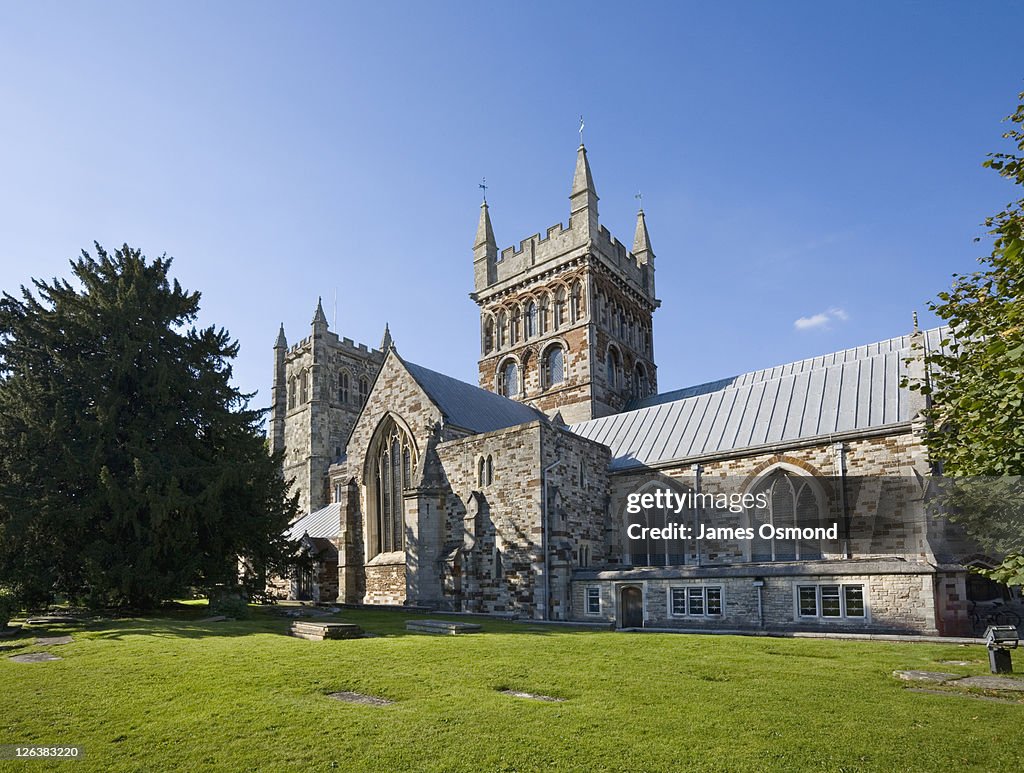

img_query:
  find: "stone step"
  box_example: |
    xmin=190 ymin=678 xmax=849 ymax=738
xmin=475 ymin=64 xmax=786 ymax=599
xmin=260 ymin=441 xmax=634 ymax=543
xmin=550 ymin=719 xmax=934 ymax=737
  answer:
xmin=289 ymin=621 xmax=364 ymax=641
xmin=405 ymin=619 xmax=482 ymax=635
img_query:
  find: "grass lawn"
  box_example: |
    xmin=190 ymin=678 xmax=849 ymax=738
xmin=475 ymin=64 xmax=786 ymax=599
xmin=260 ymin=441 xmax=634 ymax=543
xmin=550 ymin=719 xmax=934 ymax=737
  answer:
xmin=1 ymin=606 xmax=1021 ymax=772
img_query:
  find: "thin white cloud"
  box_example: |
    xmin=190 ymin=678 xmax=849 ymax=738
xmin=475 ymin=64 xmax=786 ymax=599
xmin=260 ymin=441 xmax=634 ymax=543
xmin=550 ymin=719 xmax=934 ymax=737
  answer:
xmin=794 ymin=307 xmax=848 ymax=331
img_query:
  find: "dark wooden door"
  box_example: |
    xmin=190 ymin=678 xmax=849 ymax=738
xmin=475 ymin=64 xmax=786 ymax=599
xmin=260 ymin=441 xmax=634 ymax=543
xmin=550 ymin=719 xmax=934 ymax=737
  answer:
xmin=621 ymin=586 xmax=643 ymax=628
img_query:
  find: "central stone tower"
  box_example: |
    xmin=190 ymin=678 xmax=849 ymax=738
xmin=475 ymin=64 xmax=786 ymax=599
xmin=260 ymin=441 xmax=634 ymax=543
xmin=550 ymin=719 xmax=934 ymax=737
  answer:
xmin=471 ymin=143 xmax=660 ymax=423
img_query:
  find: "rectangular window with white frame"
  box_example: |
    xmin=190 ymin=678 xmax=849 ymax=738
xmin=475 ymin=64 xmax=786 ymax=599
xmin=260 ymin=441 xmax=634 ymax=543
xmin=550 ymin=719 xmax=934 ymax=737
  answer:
xmin=796 ymin=583 xmax=867 ymax=619
xmin=585 ymin=586 xmax=601 ymax=615
xmin=670 ymin=586 xmax=723 ymax=617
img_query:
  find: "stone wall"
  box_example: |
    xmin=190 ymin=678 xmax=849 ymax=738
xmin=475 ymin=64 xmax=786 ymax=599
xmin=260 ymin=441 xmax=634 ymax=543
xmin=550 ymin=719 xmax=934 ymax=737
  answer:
xmin=435 ymin=420 xmax=610 ymax=619
xmin=571 ymin=565 xmax=940 ymax=634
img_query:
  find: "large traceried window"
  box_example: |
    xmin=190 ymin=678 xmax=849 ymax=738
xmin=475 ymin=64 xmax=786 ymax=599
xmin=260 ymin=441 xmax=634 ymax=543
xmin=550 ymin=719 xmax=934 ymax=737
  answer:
xmin=748 ymin=470 xmax=824 ymax=562
xmin=628 ymin=483 xmax=691 ymax=567
xmin=370 ymin=418 xmax=417 ymax=556
xmin=497 ymin=359 xmax=519 ymax=398
xmin=542 ymin=344 xmax=564 ymax=389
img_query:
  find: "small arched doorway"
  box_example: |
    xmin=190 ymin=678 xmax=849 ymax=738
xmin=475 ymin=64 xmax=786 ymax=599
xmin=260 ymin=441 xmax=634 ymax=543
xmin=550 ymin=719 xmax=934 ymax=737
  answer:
xmin=620 ymin=586 xmax=643 ymax=628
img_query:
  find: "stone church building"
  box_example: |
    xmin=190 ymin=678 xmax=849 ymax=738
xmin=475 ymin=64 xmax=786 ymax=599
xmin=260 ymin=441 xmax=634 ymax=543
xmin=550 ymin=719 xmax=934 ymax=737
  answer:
xmin=268 ymin=143 xmax=982 ymax=636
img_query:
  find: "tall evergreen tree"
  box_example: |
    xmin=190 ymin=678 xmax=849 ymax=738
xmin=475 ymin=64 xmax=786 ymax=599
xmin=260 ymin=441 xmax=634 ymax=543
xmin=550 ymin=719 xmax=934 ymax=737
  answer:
xmin=0 ymin=244 xmax=297 ymax=608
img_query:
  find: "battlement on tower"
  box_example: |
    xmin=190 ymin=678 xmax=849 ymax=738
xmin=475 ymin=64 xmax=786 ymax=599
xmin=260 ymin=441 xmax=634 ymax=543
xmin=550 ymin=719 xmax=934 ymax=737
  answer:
xmin=287 ymin=331 xmax=383 ymax=360
xmin=484 ymin=214 xmax=653 ymax=301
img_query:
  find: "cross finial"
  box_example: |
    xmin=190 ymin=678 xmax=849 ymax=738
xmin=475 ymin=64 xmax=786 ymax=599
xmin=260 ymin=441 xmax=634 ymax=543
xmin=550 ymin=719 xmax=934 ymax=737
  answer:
xmin=635 ymin=191 xmax=643 ymax=211
xmin=912 ymin=310 xmax=919 ymax=332
xmin=579 ymin=114 xmax=585 ymax=145
xmin=478 ymin=177 xmax=488 ymax=203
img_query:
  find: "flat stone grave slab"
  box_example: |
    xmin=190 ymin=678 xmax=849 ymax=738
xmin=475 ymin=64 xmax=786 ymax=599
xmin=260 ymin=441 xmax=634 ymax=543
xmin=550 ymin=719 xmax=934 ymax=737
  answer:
xmin=405 ymin=620 xmax=481 ymax=635
xmin=10 ymin=652 xmax=62 ymax=663
xmin=955 ymin=675 xmax=1024 ymax=692
xmin=35 ymin=636 xmax=73 ymax=646
xmin=908 ymin=688 xmax=1020 ymax=704
xmin=937 ymin=660 xmax=979 ymax=666
xmin=326 ymin=691 xmax=393 ymax=706
xmin=892 ymin=670 xmax=961 ymax=683
xmin=24 ymin=616 xmax=79 ymax=625
xmin=499 ymin=689 xmax=565 ymax=702
xmin=197 ymin=615 xmax=229 ymax=623
xmin=290 ymin=621 xmax=364 ymax=641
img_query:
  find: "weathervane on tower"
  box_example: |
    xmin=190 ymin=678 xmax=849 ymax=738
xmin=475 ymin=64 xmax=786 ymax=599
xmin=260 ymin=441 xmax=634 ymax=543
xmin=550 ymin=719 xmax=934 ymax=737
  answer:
xmin=479 ymin=177 xmax=487 ymax=204
xmin=579 ymin=114 xmax=585 ymax=145
xmin=635 ymin=191 xmax=643 ymax=212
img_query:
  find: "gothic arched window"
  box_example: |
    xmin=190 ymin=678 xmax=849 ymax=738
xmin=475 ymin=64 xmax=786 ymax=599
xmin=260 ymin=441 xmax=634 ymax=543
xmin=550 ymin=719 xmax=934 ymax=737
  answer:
xmin=628 ymin=483 xmax=691 ymax=567
xmin=359 ymin=377 xmax=368 ymax=405
xmin=749 ymin=470 xmax=824 ymax=562
xmin=369 ymin=418 xmax=417 ymax=556
xmin=339 ymin=371 xmax=350 ymax=404
xmin=288 ymin=377 xmax=297 ymax=409
xmin=543 ymin=344 xmax=564 ymax=389
xmin=525 ymin=301 xmax=538 ymax=338
xmin=554 ymin=288 xmax=566 ymax=329
xmin=497 ymin=359 xmax=519 ymax=398
xmin=300 ymin=371 xmax=309 ymax=403
xmin=538 ymin=294 xmax=549 ymax=334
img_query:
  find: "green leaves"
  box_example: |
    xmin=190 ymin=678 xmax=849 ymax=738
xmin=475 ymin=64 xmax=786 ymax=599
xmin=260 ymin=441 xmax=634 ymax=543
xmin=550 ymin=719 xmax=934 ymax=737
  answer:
xmin=919 ymin=92 xmax=1024 ymax=584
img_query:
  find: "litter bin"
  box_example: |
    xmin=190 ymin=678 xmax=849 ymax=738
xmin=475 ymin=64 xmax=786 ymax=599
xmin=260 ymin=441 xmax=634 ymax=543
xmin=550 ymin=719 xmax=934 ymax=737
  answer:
xmin=983 ymin=625 xmax=1019 ymax=674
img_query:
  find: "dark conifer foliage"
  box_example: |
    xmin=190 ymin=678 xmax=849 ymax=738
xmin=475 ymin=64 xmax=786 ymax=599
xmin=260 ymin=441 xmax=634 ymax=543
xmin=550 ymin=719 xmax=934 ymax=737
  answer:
xmin=0 ymin=244 xmax=297 ymax=608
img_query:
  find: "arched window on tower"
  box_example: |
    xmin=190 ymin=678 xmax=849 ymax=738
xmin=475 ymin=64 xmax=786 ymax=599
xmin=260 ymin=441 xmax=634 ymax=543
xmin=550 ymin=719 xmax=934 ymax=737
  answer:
xmin=570 ymin=280 xmax=584 ymax=322
xmin=554 ymin=288 xmax=566 ymax=329
xmin=538 ymin=294 xmax=549 ymax=334
xmin=525 ymin=301 xmax=538 ymax=339
xmin=497 ymin=310 xmax=508 ymax=349
xmin=497 ymin=359 xmax=519 ymax=398
xmin=359 ymin=377 xmax=368 ymax=405
xmin=599 ymin=293 xmax=609 ymax=328
xmin=288 ymin=377 xmax=297 ymax=409
xmin=542 ymin=344 xmax=565 ymax=389
xmin=369 ymin=417 xmax=417 ymax=557
xmin=339 ymin=371 xmax=350 ymax=403
xmin=607 ymin=347 xmax=623 ymax=389
xmin=483 ymin=316 xmax=494 ymax=354
xmin=633 ymin=363 xmax=649 ymax=399
xmin=510 ymin=306 xmax=521 ymax=344
xmin=300 ymin=371 xmax=309 ymax=403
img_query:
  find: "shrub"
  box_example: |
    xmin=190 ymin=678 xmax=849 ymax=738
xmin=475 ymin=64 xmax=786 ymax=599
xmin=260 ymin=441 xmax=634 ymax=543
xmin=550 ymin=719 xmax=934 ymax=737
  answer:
xmin=0 ymin=585 xmax=19 ymax=630
xmin=208 ymin=595 xmax=251 ymax=620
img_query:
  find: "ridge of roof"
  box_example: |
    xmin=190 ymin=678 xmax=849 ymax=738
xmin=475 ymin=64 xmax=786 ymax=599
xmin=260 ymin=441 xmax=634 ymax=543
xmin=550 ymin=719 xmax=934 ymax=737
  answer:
xmin=402 ymin=358 xmax=544 ymax=434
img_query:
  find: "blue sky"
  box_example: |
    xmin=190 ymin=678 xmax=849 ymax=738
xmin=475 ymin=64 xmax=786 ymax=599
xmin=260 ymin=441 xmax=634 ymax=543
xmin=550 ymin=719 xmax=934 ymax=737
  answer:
xmin=1 ymin=2 xmax=1022 ymax=408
